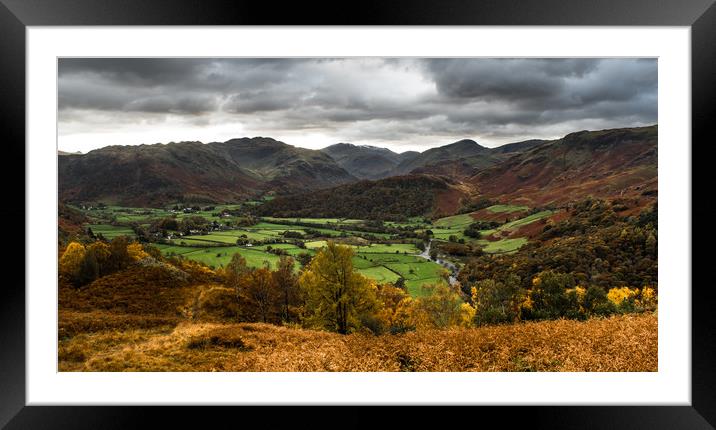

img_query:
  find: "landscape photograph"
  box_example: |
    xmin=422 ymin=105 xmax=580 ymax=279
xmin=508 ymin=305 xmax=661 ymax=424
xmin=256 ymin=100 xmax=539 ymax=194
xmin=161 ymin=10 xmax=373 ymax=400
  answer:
xmin=57 ymin=57 xmax=658 ymax=372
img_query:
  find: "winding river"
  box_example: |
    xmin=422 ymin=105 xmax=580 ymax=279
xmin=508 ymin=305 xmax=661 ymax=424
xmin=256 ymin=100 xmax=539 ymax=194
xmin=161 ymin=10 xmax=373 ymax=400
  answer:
xmin=416 ymin=239 xmax=459 ymax=286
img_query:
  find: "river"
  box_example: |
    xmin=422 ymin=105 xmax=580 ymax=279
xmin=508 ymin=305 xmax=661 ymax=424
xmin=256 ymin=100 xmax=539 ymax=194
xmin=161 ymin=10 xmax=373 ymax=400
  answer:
xmin=416 ymin=239 xmax=459 ymax=286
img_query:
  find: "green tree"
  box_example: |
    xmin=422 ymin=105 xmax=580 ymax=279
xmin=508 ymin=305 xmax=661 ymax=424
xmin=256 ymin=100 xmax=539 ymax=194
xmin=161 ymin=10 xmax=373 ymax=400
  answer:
xmin=472 ymin=276 xmax=524 ymax=325
xmin=299 ymin=242 xmax=379 ymax=334
xmin=530 ymin=271 xmax=575 ymax=319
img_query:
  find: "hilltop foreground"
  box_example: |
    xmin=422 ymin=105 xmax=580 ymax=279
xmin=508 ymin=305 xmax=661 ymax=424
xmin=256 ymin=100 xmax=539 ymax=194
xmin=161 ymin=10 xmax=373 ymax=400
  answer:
xmin=59 ymin=311 xmax=656 ymax=372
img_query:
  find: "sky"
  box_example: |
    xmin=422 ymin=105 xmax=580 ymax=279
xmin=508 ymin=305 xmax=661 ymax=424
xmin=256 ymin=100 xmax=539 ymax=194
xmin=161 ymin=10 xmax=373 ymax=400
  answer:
xmin=58 ymin=58 xmax=657 ymax=154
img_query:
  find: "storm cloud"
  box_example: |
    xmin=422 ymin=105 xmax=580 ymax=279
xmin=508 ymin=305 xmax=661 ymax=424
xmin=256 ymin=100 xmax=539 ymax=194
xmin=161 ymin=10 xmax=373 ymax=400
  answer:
xmin=58 ymin=58 xmax=657 ymax=153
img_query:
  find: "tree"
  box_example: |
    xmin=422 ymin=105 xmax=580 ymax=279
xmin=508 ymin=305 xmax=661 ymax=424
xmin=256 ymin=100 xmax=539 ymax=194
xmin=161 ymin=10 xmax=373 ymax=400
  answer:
xmin=529 ymin=271 xmax=575 ymax=319
xmin=224 ymin=253 xmax=249 ymax=299
xmin=127 ymin=242 xmax=150 ymax=261
xmin=299 ymin=242 xmax=379 ymax=334
xmin=59 ymin=242 xmax=86 ymax=279
xmin=237 ymin=267 xmax=279 ymax=323
xmin=375 ymin=284 xmax=413 ymax=334
xmin=107 ymin=236 xmax=132 ymax=272
xmin=295 ymin=252 xmax=313 ymax=267
xmin=76 ymin=248 xmax=100 ymax=286
xmin=394 ymin=277 xmax=407 ymax=291
xmin=411 ymin=283 xmax=465 ymax=329
xmin=429 ymin=249 xmax=438 ymax=261
xmin=86 ymin=241 xmax=111 ymax=276
xmin=472 ymin=277 xmax=524 ymax=325
xmin=273 ymin=256 xmax=300 ymax=322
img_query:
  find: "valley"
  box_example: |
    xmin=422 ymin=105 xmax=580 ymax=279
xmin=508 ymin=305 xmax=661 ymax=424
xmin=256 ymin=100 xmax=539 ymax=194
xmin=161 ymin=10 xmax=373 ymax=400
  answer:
xmin=72 ymin=198 xmax=560 ymax=297
xmin=57 ymin=124 xmax=659 ymax=372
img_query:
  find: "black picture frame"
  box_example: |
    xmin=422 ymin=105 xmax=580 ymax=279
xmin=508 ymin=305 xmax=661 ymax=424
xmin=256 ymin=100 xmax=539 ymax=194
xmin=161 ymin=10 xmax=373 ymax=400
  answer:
xmin=3 ymin=0 xmax=711 ymax=428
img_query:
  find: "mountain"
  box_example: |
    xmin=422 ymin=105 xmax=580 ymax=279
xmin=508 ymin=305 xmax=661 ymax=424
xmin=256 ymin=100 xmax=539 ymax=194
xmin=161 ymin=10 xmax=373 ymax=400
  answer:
xmin=321 ymin=143 xmax=419 ymax=179
xmin=58 ymin=125 xmax=658 ymax=209
xmin=395 ymin=139 xmax=502 ymax=176
xmin=254 ymin=174 xmax=472 ymax=220
xmin=491 ymin=139 xmax=551 ymax=155
xmin=59 ymin=137 xmax=355 ymax=206
xmin=403 ymin=138 xmax=552 ymax=178
xmin=468 ymin=125 xmax=658 ymax=206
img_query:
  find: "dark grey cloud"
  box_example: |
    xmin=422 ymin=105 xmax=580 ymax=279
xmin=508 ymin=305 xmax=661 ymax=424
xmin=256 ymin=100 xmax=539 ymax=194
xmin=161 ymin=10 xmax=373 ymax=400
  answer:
xmin=58 ymin=58 xmax=657 ymax=152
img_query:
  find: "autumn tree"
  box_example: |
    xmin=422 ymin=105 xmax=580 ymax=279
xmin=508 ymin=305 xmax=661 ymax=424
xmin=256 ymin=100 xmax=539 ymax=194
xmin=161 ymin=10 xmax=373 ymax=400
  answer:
xmin=273 ymin=255 xmax=301 ymax=322
xmin=59 ymin=242 xmax=86 ymax=279
xmin=223 ymin=253 xmax=249 ymax=299
xmin=376 ymin=284 xmax=414 ymax=333
xmin=237 ymin=267 xmax=279 ymax=323
xmin=411 ymin=283 xmax=466 ymax=329
xmin=76 ymin=247 xmax=100 ymax=286
xmin=107 ymin=236 xmax=132 ymax=273
xmin=86 ymin=241 xmax=111 ymax=276
xmin=127 ymin=242 xmax=150 ymax=261
xmin=299 ymin=242 xmax=379 ymax=334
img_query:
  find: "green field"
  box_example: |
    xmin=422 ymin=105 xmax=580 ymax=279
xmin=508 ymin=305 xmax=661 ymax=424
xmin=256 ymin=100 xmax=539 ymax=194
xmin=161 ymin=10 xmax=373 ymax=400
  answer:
xmin=79 ymin=205 xmax=548 ymax=296
xmin=500 ymin=210 xmax=553 ymax=230
xmin=428 ymin=208 xmax=553 ymax=254
xmin=261 ymin=217 xmax=363 ymax=226
xmin=478 ymin=237 xmax=529 ymax=254
xmin=171 ymin=246 xmax=284 ymax=269
xmin=433 ymin=213 xmax=475 ymax=229
xmin=486 ymin=204 xmax=529 ymax=214
xmin=354 ymin=243 xmax=419 ymax=254
xmin=87 ymin=224 xmax=135 ymax=239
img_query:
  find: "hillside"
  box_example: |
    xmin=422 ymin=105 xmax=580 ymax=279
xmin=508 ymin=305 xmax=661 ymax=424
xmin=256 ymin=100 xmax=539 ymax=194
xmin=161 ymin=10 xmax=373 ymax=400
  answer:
xmin=58 ymin=125 xmax=658 ymax=210
xmin=58 ymin=137 xmax=355 ymax=206
xmin=254 ymin=174 xmax=468 ymax=220
xmin=59 ymin=311 xmax=657 ymax=372
xmin=468 ymin=125 xmax=658 ymax=207
xmin=395 ymin=139 xmax=500 ymax=175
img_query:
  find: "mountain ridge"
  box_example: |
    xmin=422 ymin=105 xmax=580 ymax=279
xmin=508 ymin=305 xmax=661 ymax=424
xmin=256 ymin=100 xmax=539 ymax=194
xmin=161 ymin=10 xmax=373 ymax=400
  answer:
xmin=58 ymin=125 xmax=657 ymax=209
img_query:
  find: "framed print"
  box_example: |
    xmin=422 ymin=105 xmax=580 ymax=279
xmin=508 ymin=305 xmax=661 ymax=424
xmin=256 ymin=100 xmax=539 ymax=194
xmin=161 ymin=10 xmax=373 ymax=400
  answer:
xmin=4 ymin=0 xmax=713 ymax=427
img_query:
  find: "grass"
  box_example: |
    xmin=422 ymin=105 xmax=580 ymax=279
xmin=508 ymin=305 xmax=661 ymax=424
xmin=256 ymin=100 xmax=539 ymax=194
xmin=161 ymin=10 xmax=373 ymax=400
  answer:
xmin=261 ymin=217 xmax=363 ymax=226
xmin=479 ymin=237 xmax=529 ymax=254
xmin=354 ymin=243 xmax=419 ymax=254
xmin=304 ymin=240 xmax=328 ymax=249
xmin=58 ymin=313 xmax=658 ymax=372
xmin=352 ymin=252 xmax=446 ymax=297
xmin=428 ymin=209 xmax=554 ymax=254
xmin=433 ymin=213 xmax=475 ymax=229
xmin=355 ymin=266 xmax=401 ymax=284
xmin=500 ymin=210 xmax=553 ymax=230
xmin=87 ymin=224 xmax=135 ymax=239
xmin=181 ymin=247 xmax=283 ymax=269
xmin=486 ymin=204 xmax=530 ymax=213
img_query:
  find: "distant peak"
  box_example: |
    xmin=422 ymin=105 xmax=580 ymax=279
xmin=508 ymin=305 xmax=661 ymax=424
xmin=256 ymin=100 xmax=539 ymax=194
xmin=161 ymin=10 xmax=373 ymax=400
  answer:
xmin=450 ymin=139 xmax=481 ymax=147
xmin=223 ymin=136 xmax=284 ymax=146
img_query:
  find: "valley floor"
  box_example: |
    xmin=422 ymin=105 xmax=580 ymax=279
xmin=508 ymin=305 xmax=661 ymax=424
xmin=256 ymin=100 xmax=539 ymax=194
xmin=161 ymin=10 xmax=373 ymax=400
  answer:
xmin=59 ymin=312 xmax=657 ymax=372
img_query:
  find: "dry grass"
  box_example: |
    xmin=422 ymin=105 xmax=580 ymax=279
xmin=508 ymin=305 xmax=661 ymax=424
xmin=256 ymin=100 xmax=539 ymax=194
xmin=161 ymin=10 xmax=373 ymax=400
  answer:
xmin=59 ymin=312 xmax=657 ymax=372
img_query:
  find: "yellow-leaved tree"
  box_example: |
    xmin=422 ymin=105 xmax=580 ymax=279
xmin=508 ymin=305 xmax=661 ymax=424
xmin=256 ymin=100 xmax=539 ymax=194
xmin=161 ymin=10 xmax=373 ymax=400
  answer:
xmin=127 ymin=242 xmax=150 ymax=261
xmin=59 ymin=242 xmax=86 ymax=278
xmin=299 ymin=242 xmax=379 ymax=334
